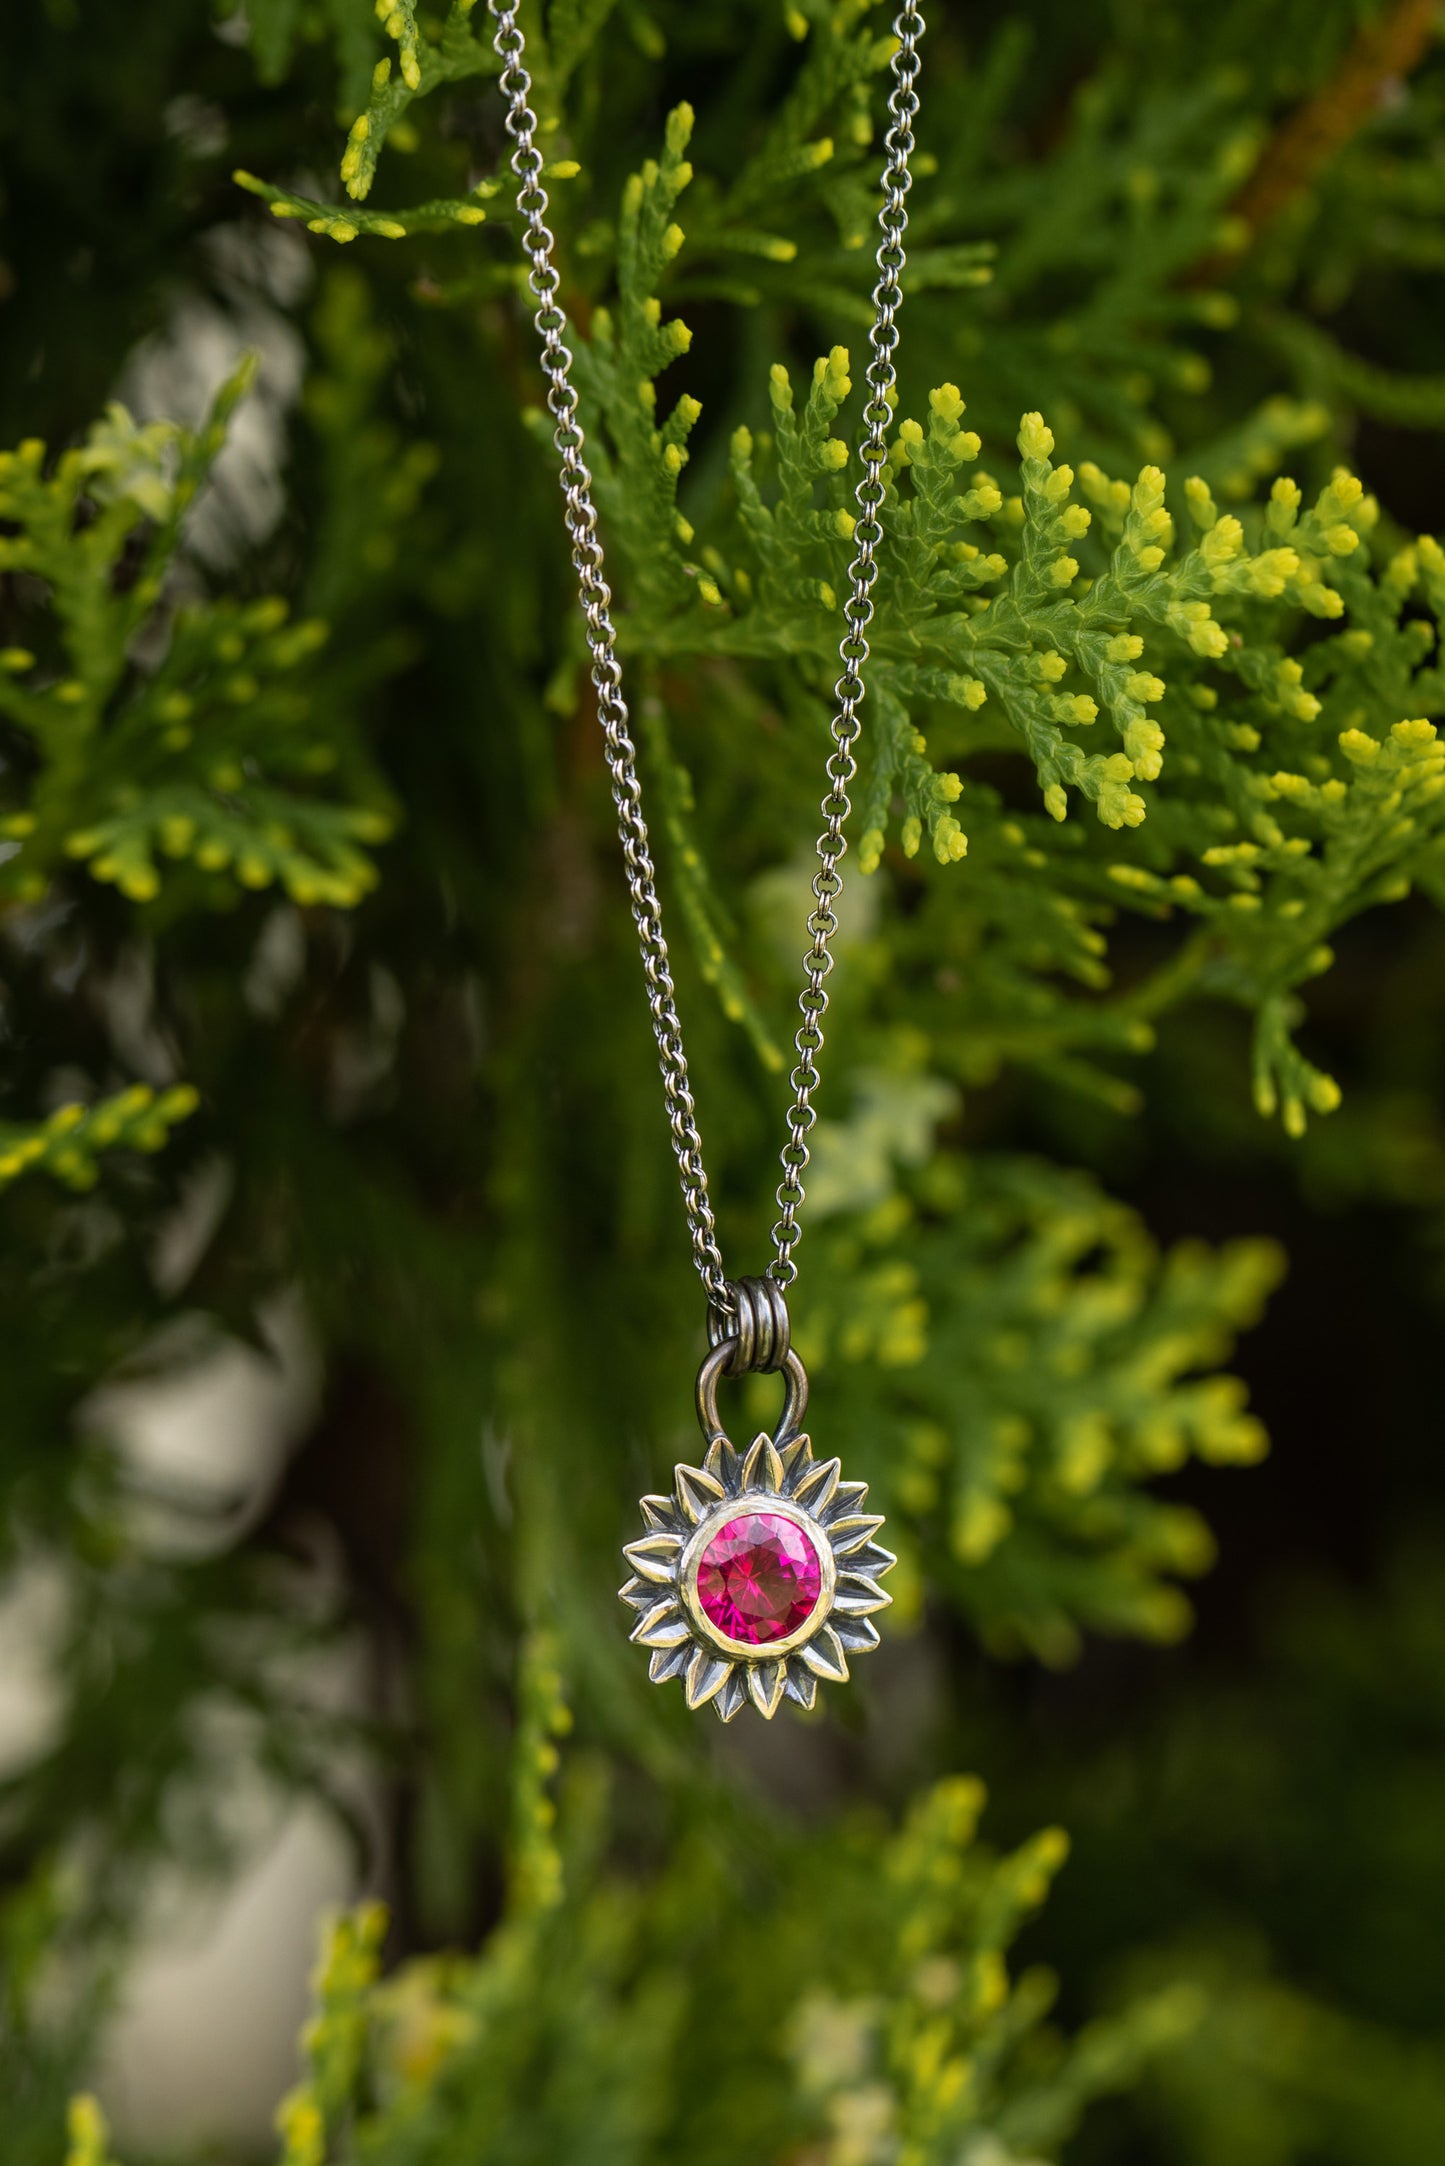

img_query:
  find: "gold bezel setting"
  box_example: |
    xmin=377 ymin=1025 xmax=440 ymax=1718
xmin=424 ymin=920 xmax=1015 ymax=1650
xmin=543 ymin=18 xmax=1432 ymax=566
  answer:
xmin=678 ymin=1494 xmax=837 ymax=1662
xmin=619 ymin=1429 xmax=894 ymax=1721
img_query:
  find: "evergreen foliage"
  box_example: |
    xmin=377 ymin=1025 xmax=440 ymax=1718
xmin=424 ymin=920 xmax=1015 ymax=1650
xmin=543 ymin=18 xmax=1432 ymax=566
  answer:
xmin=3 ymin=2 xmax=1445 ymax=2162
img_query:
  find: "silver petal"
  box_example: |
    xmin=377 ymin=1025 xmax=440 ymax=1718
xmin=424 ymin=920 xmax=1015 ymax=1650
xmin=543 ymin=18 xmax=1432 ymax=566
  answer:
xmin=820 ymin=1481 xmax=869 ymax=1524
xmin=828 ymin=1512 xmax=887 ymax=1555
xmin=715 ymin=1671 xmax=750 ymax=1723
xmin=847 ymin=1541 xmax=897 ymax=1580
xmin=640 ymin=1494 xmax=681 ymax=1532
xmin=746 ymin=1660 xmax=787 ymax=1718
xmin=799 ymin=1623 xmax=850 ymax=1682
xmin=833 ymin=1615 xmax=881 ymax=1654
xmin=831 ymin=1581 xmax=893 ymax=1617
xmin=777 ymin=1434 xmax=812 ymax=1482
xmin=791 ymin=1456 xmax=841 ymax=1513
xmin=618 ymin=1577 xmax=658 ymax=1612
xmin=838 ymin=1569 xmax=893 ymax=1605
xmin=783 ymin=1664 xmax=818 ymax=1710
xmin=621 ymin=1531 xmax=684 ymax=1582
xmin=674 ymin=1464 xmax=727 ymax=1524
xmin=702 ymin=1437 xmax=742 ymax=1490
xmin=741 ymin=1435 xmax=785 ymax=1495
xmin=632 ymin=1598 xmax=691 ymax=1648
xmin=684 ymin=1646 xmax=734 ymax=1709
xmin=649 ymin=1643 xmax=692 ymax=1683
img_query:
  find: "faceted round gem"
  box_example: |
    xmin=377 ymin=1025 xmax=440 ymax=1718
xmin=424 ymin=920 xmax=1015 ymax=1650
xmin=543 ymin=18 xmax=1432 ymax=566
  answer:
xmin=695 ymin=1510 xmax=823 ymax=1647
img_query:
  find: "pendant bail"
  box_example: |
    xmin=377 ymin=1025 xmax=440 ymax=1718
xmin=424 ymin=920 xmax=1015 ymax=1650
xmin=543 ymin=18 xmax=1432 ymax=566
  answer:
xmin=694 ymin=1341 xmax=809 ymax=1451
xmin=698 ymin=1276 xmax=807 ymax=1449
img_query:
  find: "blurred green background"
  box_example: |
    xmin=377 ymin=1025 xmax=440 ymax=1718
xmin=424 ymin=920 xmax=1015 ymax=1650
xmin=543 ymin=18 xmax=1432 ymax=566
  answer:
xmin=4 ymin=2 xmax=1445 ymax=2161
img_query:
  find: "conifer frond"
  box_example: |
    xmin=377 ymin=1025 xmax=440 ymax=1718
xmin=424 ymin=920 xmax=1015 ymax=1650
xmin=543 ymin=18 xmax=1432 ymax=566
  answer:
xmin=235 ymin=166 xmax=503 ymax=242
xmin=0 ymin=363 xmax=395 ymax=915
xmin=0 ymin=1086 xmax=200 ymax=1195
xmin=791 ymin=1778 xmax=1200 ymax=2161
xmin=810 ymin=1136 xmax=1282 ymax=1659
xmin=343 ymin=0 xmax=498 ymax=202
xmin=239 ymin=59 xmax=1445 ymax=1116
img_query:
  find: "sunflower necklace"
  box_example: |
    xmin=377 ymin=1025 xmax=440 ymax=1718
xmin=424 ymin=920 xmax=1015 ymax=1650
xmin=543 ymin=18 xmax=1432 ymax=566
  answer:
xmin=488 ymin=0 xmax=926 ymax=1721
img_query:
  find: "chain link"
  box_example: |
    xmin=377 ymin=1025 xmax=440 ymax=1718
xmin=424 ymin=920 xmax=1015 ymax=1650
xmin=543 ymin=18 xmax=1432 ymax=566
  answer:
xmin=488 ymin=0 xmax=925 ymax=1314
xmin=769 ymin=4 xmax=923 ymax=1288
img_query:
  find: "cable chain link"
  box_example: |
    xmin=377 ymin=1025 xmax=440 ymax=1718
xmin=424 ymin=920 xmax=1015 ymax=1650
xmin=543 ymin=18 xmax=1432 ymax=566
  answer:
xmin=768 ymin=3 xmax=924 ymax=1288
xmin=487 ymin=0 xmax=925 ymax=1317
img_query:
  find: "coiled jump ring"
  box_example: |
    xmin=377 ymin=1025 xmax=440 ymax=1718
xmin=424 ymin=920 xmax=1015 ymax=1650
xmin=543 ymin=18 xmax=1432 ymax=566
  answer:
xmin=707 ymin=1275 xmax=791 ymax=1377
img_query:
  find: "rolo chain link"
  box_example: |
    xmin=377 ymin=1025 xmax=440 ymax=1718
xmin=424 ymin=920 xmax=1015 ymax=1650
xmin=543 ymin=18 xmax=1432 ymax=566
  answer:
xmin=769 ymin=5 xmax=923 ymax=1289
xmin=488 ymin=0 xmax=925 ymax=1325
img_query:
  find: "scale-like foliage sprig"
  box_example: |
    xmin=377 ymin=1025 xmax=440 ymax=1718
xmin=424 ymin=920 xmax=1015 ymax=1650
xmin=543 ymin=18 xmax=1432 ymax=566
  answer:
xmin=0 ymin=366 xmax=394 ymax=913
xmin=0 ymin=1086 xmax=199 ymax=1195
xmin=343 ymin=0 xmax=497 ymax=202
xmin=211 ymin=1692 xmax=1199 ymax=2166
xmin=549 ymin=239 xmax=1445 ymax=1127
xmin=808 ymin=1129 xmax=1281 ymax=1663
xmin=794 ymin=1774 xmax=1201 ymax=2166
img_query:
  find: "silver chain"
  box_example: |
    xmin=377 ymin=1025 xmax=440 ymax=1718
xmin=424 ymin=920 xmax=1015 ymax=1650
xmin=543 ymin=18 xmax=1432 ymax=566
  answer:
xmin=488 ymin=0 xmax=924 ymax=1317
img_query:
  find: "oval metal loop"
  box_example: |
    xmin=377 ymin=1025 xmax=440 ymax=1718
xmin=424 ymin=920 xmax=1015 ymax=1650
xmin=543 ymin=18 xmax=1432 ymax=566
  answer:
xmin=695 ymin=1341 xmax=809 ymax=1451
xmin=707 ymin=1275 xmax=791 ymax=1378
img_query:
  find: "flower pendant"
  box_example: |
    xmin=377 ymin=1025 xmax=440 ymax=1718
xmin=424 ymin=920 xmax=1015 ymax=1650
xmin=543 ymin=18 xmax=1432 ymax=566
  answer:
xmin=619 ymin=1296 xmax=894 ymax=1719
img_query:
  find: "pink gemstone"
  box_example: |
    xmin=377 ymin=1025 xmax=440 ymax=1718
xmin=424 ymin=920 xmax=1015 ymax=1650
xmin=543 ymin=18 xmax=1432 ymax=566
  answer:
xmin=695 ymin=1511 xmax=823 ymax=1646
